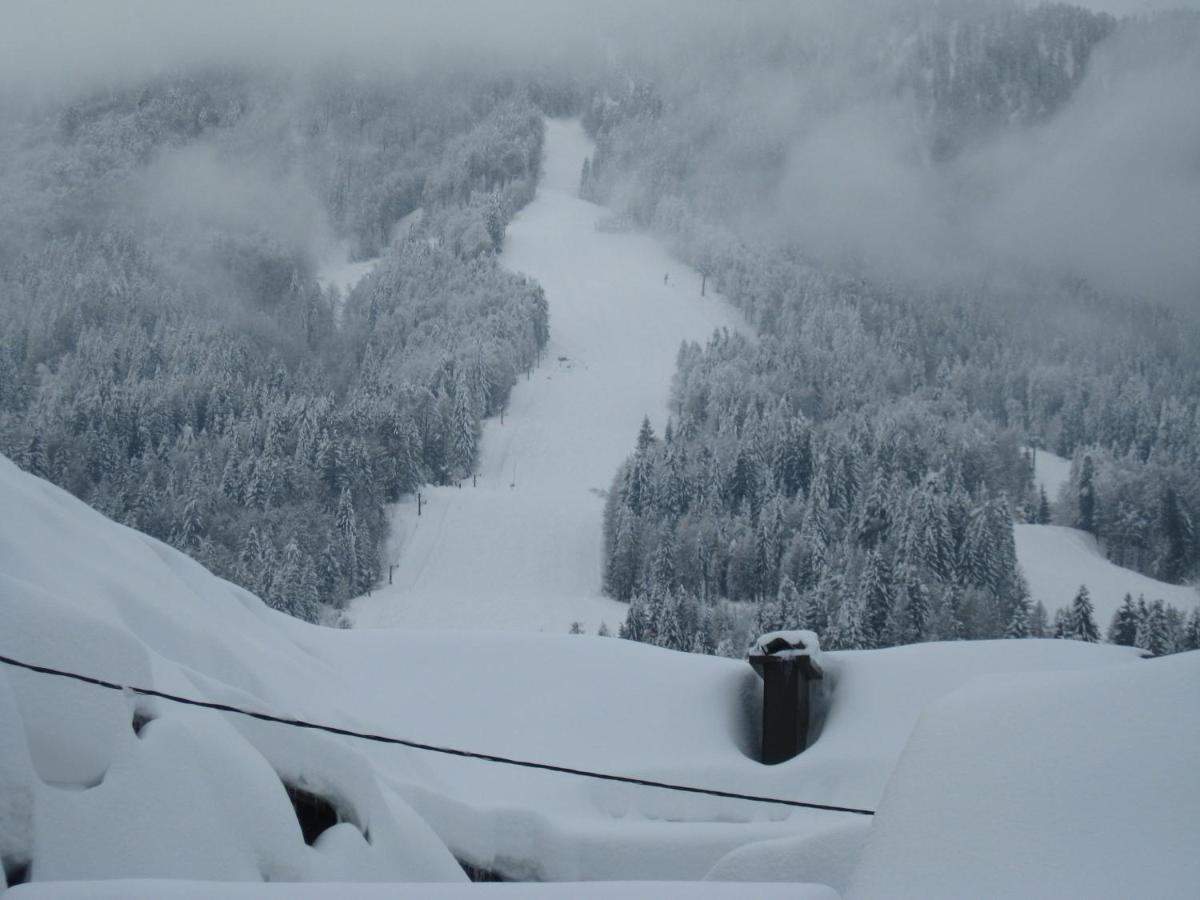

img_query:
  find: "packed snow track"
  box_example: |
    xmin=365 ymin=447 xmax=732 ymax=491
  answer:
xmin=350 ymin=120 xmax=747 ymax=634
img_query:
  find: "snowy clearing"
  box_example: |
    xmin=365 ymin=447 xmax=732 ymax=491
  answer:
xmin=1029 ymin=448 xmax=1072 ymax=501
xmin=349 ymin=119 xmax=747 ymax=635
xmin=1016 ymin=523 xmax=1199 ymax=624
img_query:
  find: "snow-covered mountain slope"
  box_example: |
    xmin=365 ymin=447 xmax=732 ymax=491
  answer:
xmin=1018 ymin=448 xmax=1199 ymax=623
xmin=1 ymin=453 xmax=1155 ymax=893
xmin=348 ymin=119 xmax=747 ymax=635
xmin=1016 ymin=523 xmax=1199 ymax=624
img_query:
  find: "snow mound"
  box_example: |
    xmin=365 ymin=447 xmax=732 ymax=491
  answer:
xmin=1016 ymin=523 xmax=1199 ymax=626
xmin=783 ymin=639 xmax=1140 ymax=809
xmin=846 ymin=650 xmax=1200 ymax=900
xmin=705 ymin=819 xmax=869 ymax=894
xmin=0 ymin=454 xmax=465 ymax=887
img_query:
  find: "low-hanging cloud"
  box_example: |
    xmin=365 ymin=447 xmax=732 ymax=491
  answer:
xmin=3 ymin=1 xmax=1197 ymax=307
xmin=139 ymin=143 xmax=332 ymax=254
xmin=768 ymin=16 xmax=1200 ymax=306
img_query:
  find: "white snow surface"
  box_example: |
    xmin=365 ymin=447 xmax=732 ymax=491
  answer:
xmin=1016 ymin=523 xmax=1199 ymax=625
xmin=349 ymin=119 xmax=748 ymax=635
xmin=705 ymin=820 xmax=870 ymax=894
xmin=0 ymin=453 xmax=1161 ymax=893
xmin=846 ymin=650 xmax=1200 ymax=900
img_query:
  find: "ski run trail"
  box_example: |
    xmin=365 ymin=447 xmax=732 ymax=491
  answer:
xmin=350 ymin=120 xmax=747 ymax=634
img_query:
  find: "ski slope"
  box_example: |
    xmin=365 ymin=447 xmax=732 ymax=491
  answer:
xmin=1016 ymin=523 xmax=1199 ymax=625
xmin=350 ymin=120 xmax=747 ymax=634
xmin=1018 ymin=448 xmax=1199 ymax=625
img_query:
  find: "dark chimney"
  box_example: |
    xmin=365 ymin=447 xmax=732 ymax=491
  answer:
xmin=749 ymin=633 xmax=824 ymax=765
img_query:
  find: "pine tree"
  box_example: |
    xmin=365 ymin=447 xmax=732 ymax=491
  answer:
xmin=827 ymin=592 xmax=867 ymax=650
xmin=859 ymin=549 xmax=894 ymax=647
xmin=239 ymin=526 xmax=262 ymax=593
xmin=654 ymin=590 xmax=687 ymax=650
xmin=1183 ymin=606 xmax=1200 ymax=652
xmin=1052 ymin=607 xmax=1070 ymax=639
xmin=777 ymin=575 xmax=801 ymax=629
xmin=620 ymin=594 xmax=651 ymax=642
xmin=174 ymin=494 xmax=204 ymax=549
xmin=1159 ymin=487 xmax=1193 ymax=584
xmin=1036 ymin=485 xmax=1051 ymax=524
xmin=1107 ymin=594 xmax=1140 ymax=646
xmin=1077 ymin=454 xmax=1097 ymax=535
xmin=579 ymin=156 xmax=591 ymax=197
xmin=1136 ymin=599 xmax=1170 ymax=656
xmin=1069 ymin=586 xmax=1100 ymax=642
xmin=335 ymin=486 xmax=359 ymax=593
xmin=904 ymin=570 xmax=931 ymax=642
xmin=273 ymin=537 xmax=321 ymax=622
xmin=649 ymin=529 xmax=677 ymax=596
xmin=451 ymin=369 xmax=477 ymax=477
xmin=636 ymin=416 xmax=656 ymax=453
xmin=934 ymin=587 xmax=965 ymax=641
xmin=23 ymin=433 xmax=49 ymax=479
xmin=606 ymin=503 xmax=641 ymax=601
xmin=800 ymin=588 xmax=829 ymax=637
xmin=756 ymin=592 xmax=785 ymax=634
xmin=1029 ymin=600 xmax=1049 ymax=638
xmin=1006 ymin=593 xmax=1032 ymax=638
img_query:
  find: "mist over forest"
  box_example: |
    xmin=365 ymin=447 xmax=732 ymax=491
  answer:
xmin=4 ymin=1 xmax=1198 ymax=299
xmin=1 ymin=0 xmax=1198 ymax=654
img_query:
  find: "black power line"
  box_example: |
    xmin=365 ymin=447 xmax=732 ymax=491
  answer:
xmin=0 ymin=651 xmax=875 ymax=817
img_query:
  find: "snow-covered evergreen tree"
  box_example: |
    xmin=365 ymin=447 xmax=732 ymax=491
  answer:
xmin=1107 ymin=594 xmax=1140 ymax=646
xmin=1068 ymin=586 xmax=1100 ymax=642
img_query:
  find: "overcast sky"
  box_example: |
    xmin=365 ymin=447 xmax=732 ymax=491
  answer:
xmin=5 ymin=1 xmax=1199 ymax=100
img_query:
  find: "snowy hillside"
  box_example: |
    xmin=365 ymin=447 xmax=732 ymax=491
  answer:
xmin=1018 ymin=449 xmax=1199 ymax=626
xmin=349 ymin=119 xmax=747 ymax=635
xmin=7 ymin=453 xmax=1188 ymax=896
xmin=1016 ymin=523 xmax=1199 ymax=626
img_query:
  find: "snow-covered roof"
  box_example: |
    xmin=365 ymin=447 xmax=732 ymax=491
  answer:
xmin=1 ymin=452 xmax=1180 ymax=895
